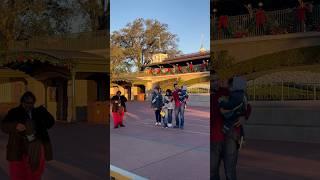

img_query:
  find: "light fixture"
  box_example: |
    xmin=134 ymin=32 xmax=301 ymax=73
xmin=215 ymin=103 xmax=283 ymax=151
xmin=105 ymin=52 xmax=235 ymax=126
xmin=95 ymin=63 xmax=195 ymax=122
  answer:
xmin=258 ymin=2 xmax=263 ymax=7
xmin=213 ymin=8 xmax=217 ymax=13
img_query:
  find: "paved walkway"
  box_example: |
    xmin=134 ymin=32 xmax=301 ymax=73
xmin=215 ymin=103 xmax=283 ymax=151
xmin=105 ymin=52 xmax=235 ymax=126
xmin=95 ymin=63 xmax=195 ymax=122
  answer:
xmin=236 ymin=139 xmax=320 ymax=180
xmin=0 ymin=122 xmax=108 ymax=180
xmin=110 ymin=101 xmax=210 ymax=180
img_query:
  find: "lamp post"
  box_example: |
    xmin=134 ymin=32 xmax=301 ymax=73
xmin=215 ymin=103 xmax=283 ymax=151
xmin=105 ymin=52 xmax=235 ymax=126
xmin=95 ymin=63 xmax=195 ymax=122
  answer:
xmin=213 ymin=8 xmax=217 ymax=39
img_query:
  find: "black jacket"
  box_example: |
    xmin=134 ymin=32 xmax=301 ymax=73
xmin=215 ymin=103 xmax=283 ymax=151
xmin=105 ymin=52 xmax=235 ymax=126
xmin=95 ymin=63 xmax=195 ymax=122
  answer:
xmin=111 ymin=95 xmax=127 ymax=112
xmin=1 ymin=105 xmax=55 ymax=161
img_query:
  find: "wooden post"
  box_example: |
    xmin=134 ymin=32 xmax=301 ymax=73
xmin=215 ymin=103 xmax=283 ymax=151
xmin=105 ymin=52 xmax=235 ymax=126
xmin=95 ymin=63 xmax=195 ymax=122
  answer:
xmin=70 ymin=68 xmax=76 ymax=123
xmin=44 ymin=81 xmax=48 ymax=108
xmin=253 ymin=80 xmax=256 ymax=101
xmin=281 ymin=81 xmax=284 ymax=101
xmin=314 ymin=84 xmax=316 ymax=100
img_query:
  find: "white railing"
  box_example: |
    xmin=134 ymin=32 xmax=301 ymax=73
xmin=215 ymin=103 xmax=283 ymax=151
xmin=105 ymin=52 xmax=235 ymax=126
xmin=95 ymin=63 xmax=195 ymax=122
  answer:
xmin=247 ymin=82 xmax=320 ymax=101
xmin=213 ymin=5 xmax=320 ymax=40
xmin=188 ymin=88 xmax=210 ymax=94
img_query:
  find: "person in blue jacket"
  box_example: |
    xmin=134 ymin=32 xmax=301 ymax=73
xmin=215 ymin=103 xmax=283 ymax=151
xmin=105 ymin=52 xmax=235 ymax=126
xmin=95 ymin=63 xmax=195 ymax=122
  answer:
xmin=151 ymin=86 xmax=163 ymax=126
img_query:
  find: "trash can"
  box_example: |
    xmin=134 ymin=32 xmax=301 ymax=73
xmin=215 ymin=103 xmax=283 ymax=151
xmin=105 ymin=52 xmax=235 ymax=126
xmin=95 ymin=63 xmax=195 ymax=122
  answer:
xmin=137 ymin=93 xmax=145 ymax=101
xmin=87 ymin=101 xmax=109 ymax=124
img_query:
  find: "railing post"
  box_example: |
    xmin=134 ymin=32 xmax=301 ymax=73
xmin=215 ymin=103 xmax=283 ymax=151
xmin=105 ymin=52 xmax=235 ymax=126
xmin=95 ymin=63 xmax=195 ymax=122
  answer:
xmin=281 ymin=81 xmax=284 ymax=101
xmin=253 ymin=80 xmax=256 ymax=101
xmin=288 ymin=83 xmax=290 ymax=100
xmin=314 ymin=84 xmax=316 ymax=100
xmin=269 ymin=83 xmax=272 ymax=100
xmin=306 ymin=84 xmax=309 ymax=100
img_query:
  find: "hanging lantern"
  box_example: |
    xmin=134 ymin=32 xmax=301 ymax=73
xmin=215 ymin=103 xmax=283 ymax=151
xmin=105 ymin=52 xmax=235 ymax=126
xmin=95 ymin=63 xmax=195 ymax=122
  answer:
xmin=258 ymin=2 xmax=263 ymax=7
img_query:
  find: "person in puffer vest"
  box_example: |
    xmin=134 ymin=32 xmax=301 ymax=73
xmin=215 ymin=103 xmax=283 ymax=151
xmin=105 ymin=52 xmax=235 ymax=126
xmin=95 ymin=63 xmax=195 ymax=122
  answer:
xmin=218 ymin=76 xmax=248 ymax=135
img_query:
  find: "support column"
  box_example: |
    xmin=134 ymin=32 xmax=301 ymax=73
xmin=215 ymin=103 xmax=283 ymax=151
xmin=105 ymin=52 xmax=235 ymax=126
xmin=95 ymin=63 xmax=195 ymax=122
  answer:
xmin=44 ymin=81 xmax=48 ymax=108
xmin=70 ymin=69 xmax=76 ymax=123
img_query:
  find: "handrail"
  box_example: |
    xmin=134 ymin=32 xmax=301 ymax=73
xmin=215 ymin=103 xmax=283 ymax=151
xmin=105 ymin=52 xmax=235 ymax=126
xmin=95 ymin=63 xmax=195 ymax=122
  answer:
xmin=213 ymin=5 xmax=320 ymax=40
xmin=247 ymin=82 xmax=320 ymax=101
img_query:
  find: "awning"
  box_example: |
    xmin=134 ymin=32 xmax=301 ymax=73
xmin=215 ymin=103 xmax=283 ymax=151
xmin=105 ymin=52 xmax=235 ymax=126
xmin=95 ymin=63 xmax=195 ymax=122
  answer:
xmin=1 ymin=49 xmax=109 ymax=80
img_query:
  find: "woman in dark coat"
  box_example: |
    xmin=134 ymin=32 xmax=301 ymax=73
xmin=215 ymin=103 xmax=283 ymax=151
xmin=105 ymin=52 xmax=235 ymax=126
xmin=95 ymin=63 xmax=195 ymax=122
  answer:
xmin=1 ymin=91 xmax=55 ymax=180
xmin=151 ymin=86 xmax=163 ymax=126
xmin=111 ymin=91 xmax=127 ymax=128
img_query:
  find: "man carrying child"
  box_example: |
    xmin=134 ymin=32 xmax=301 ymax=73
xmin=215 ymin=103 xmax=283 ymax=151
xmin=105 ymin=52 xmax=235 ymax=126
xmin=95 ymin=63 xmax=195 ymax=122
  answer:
xmin=172 ymin=83 xmax=188 ymax=129
xmin=211 ymin=75 xmax=251 ymax=180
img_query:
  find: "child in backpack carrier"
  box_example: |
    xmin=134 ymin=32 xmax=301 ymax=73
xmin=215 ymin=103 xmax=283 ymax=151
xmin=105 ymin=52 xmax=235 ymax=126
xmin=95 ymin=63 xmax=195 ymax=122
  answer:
xmin=218 ymin=77 xmax=247 ymax=140
xmin=179 ymin=85 xmax=188 ymax=108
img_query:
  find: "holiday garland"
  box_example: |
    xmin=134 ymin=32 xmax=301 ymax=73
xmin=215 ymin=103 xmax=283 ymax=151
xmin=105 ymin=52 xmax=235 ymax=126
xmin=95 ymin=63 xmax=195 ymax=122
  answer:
xmin=2 ymin=52 xmax=73 ymax=70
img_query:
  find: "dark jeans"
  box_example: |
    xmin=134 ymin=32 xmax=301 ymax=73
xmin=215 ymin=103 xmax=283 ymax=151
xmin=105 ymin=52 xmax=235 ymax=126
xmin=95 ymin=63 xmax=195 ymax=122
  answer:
xmin=166 ymin=109 xmax=173 ymax=124
xmin=211 ymin=131 xmax=239 ymax=180
xmin=175 ymin=104 xmax=185 ymax=128
xmin=155 ymin=109 xmax=161 ymax=123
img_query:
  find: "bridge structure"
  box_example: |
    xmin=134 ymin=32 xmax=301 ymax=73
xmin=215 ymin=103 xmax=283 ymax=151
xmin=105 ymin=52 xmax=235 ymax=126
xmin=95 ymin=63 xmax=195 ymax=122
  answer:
xmin=212 ymin=5 xmax=320 ymax=143
xmin=111 ymin=51 xmax=210 ymax=101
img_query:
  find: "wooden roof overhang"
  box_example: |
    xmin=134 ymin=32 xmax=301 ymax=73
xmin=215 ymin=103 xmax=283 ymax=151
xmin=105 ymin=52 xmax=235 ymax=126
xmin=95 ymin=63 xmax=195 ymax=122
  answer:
xmin=143 ymin=51 xmax=210 ymax=68
xmin=1 ymin=49 xmax=109 ymax=81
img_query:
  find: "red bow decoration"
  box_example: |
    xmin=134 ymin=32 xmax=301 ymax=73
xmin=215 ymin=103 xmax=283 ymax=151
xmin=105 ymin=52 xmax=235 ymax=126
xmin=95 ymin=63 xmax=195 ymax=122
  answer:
xmin=218 ymin=16 xmax=228 ymax=29
xmin=17 ymin=56 xmax=25 ymax=62
xmin=256 ymin=9 xmax=267 ymax=27
xmin=297 ymin=7 xmax=306 ymax=22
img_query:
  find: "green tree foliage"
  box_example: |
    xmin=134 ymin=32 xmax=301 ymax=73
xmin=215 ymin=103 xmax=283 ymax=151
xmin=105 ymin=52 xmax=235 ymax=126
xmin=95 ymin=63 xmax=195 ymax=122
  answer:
xmin=76 ymin=0 xmax=106 ymax=31
xmin=110 ymin=43 xmax=133 ymax=78
xmin=0 ymin=0 xmax=74 ymax=57
xmin=111 ymin=18 xmax=181 ymax=72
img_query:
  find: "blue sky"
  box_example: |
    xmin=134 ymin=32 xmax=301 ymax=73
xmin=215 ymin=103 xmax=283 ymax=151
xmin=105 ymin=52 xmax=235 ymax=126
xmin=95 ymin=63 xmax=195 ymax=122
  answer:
xmin=111 ymin=0 xmax=210 ymax=54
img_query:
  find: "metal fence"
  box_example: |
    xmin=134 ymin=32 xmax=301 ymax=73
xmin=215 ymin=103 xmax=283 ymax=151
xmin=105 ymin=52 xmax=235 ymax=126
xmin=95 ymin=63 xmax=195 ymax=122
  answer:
xmin=188 ymin=87 xmax=210 ymax=94
xmin=213 ymin=5 xmax=320 ymax=40
xmin=247 ymin=82 xmax=320 ymax=101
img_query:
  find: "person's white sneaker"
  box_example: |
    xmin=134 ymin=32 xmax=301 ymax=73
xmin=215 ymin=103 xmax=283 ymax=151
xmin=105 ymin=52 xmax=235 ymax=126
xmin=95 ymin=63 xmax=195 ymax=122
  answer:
xmin=168 ymin=123 xmax=172 ymax=128
xmin=155 ymin=122 xmax=158 ymax=126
